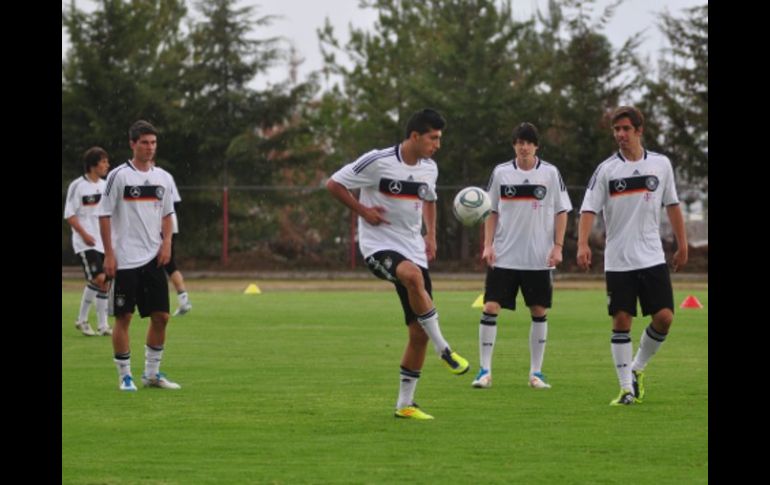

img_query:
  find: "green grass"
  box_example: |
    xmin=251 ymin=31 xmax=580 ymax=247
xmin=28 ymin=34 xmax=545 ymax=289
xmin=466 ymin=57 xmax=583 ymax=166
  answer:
xmin=62 ymin=287 xmax=707 ymax=484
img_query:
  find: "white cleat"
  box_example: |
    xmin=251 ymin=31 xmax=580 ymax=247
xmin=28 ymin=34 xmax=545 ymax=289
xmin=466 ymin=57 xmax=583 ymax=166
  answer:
xmin=97 ymin=326 xmax=113 ymax=336
xmin=142 ymin=373 xmax=181 ymax=389
xmin=471 ymin=368 xmax=492 ymax=388
xmin=75 ymin=320 xmax=96 ymax=336
xmin=119 ymin=375 xmax=138 ymax=392
xmin=528 ymin=372 xmax=552 ymax=389
xmin=173 ymin=302 xmax=192 ymax=316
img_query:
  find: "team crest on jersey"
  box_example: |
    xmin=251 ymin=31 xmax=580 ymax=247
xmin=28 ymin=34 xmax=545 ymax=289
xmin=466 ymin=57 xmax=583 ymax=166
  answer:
xmin=504 ymin=186 xmax=517 ymax=197
xmin=388 ymin=180 xmax=402 ymax=194
xmin=613 ymin=179 xmax=627 ymax=193
xmin=533 ymin=186 xmax=546 ymax=200
xmin=645 ymin=176 xmax=659 ymax=191
xmin=417 ymin=185 xmax=428 ymax=200
xmin=129 ymin=186 xmax=141 ymax=198
xmin=156 ymin=186 xmax=165 ymax=199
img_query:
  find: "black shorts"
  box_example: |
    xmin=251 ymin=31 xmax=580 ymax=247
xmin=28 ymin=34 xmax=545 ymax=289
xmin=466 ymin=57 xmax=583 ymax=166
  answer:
xmin=365 ymin=250 xmax=433 ymax=324
xmin=110 ymin=258 xmax=170 ymax=318
xmin=484 ymin=267 xmax=553 ymax=311
xmin=77 ymin=250 xmax=105 ymax=281
xmin=605 ymin=263 xmax=674 ymax=317
xmin=163 ymin=234 xmax=178 ymax=276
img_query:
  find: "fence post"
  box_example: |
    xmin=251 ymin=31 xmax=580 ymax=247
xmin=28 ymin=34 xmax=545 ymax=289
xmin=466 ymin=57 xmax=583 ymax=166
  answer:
xmin=222 ymin=186 xmax=229 ymax=266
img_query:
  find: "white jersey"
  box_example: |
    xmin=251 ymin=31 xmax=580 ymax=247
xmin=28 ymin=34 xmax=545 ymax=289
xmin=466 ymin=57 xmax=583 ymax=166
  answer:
xmin=331 ymin=144 xmax=438 ymax=268
xmin=154 ymin=166 xmax=182 ymax=234
xmin=64 ymin=175 xmax=107 ymax=254
xmin=100 ymin=160 xmax=175 ymax=269
xmin=486 ymin=158 xmax=572 ymax=269
xmin=580 ymin=150 xmax=680 ymax=271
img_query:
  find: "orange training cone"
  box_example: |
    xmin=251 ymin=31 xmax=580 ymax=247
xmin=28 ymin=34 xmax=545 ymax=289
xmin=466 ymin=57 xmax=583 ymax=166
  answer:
xmin=680 ymin=295 xmax=703 ymax=309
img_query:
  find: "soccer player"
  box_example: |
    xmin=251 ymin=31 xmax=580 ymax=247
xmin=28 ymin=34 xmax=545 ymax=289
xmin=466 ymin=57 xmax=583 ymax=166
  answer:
xmin=99 ymin=120 xmax=181 ymax=392
xmin=152 ymin=162 xmax=192 ymax=316
xmin=326 ymin=108 xmax=469 ymax=420
xmin=471 ymin=122 xmax=572 ymax=390
xmin=577 ymin=106 xmax=688 ymax=406
xmin=64 ymin=146 xmax=113 ymax=336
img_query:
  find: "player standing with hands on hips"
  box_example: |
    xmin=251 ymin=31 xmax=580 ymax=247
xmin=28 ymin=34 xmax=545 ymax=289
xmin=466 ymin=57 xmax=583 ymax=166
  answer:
xmin=100 ymin=120 xmax=181 ymax=392
xmin=577 ymin=106 xmax=688 ymax=406
xmin=326 ymin=108 xmax=469 ymax=420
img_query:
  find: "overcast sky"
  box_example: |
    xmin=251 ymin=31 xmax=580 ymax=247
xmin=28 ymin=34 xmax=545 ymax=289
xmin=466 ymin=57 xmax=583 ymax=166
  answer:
xmin=62 ymin=0 xmax=705 ymax=89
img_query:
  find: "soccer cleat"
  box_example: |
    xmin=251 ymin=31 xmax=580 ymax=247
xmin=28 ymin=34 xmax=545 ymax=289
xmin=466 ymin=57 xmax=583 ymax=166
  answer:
xmin=75 ymin=320 xmax=96 ymax=336
xmin=440 ymin=348 xmax=470 ymax=375
xmin=97 ymin=325 xmax=113 ymax=336
xmin=141 ymin=372 xmax=181 ymax=389
xmin=528 ymin=371 xmax=552 ymax=389
xmin=173 ymin=302 xmax=192 ymax=316
xmin=394 ymin=402 xmax=434 ymax=420
xmin=119 ymin=375 xmax=138 ymax=392
xmin=632 ymin=370 xmax=645 ymax=402
xmin=609 ymin=388 xmax=638 ymax=406
xmin=471 ymin=368 xmax=492 ymax=388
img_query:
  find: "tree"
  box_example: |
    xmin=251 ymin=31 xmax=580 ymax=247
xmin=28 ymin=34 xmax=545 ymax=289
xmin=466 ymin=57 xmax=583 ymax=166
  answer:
xmin=641 ymin=4 xmax=708 ymax=185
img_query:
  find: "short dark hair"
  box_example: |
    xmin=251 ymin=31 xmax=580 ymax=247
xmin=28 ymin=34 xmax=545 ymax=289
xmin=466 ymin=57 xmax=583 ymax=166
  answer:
xmin=512 ymin=122 xmax=539 ymax=146
xmin=404 ymin=108 xmax=446 ymax=139
xmin=82 ymin=146 xmax=108 ymax=174
xmin=129 ymin=120 xmax=158 ymax=142
xmin=611 ymin=106 xmax=644 ymax=130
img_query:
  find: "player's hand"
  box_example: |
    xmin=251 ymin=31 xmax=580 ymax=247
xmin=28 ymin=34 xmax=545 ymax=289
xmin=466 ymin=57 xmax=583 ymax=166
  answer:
xmin=424 ymin=235 xmax=437 ymax=262
xmin=362 ymin=206 xmax=390 ymax=226
xmin=157 ymin=242 xmax=172 ymax=266
xmin=482 ymin=246 xmax=495 ymax=267
xmin=547 ymin=245 xmax=563 ymax=267
xmin=104 ymin=253 xmax=116 ymax=279
xmin=83 ymin=234 xmax=96 ymax=247
xmin=577 ymin=245 xmax=592 ymax=271
xmin=671 ymin=247 xmax=688 ymax=272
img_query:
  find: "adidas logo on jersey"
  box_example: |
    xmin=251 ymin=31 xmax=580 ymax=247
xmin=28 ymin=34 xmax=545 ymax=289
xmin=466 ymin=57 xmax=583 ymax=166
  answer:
xmin=633 ymin=170 xmax=640 ymax=175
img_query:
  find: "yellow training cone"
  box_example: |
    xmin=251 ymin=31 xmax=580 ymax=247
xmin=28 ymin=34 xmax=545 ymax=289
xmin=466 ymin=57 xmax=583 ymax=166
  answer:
xmin=244 ymin=283 xmax=262 ymax=294
xmin=471 ymin=293 xmax=484 ymax=308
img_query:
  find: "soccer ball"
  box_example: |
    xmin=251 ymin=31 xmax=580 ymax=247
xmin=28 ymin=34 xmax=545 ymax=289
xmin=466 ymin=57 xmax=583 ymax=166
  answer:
xmin=452 ymin=186 xmax=491 ymax=226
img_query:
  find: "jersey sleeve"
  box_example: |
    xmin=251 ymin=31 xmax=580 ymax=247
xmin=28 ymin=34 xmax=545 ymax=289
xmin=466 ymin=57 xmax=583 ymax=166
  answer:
xmin=330 ymin=150 xmax=381 ymax=190
xmin=552 ymin=167 xmax=572 ymax=213
xmin=580 ymin=164 xmax=607 ymax=213
xmin=63 ymin=180 xmax=79 ymax=219
xmin=100 ymin=170 xmax=120 ymax=218
xmin=486 ymin=167 xmax=500 ymax=212
xmin=661 ymin=157 xmax=680 ymax=206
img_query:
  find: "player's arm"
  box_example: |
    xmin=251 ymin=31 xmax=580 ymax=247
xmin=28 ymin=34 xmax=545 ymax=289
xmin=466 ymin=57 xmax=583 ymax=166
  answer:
xmin=666 ymin=204 xmax=688 ymax=272
xmin=482 ymin=212 xmax=498 ymax=267
xmin=547 ymin=211 xmax=568 ymax=267
xmin=422 ymin=201 xmax=437 ymax=261
xmin=157 ymin=213 xmax=173 ymax=266
xmin=99 ymin=216 xmax=115 ymax=278
xmin=325 ymin=178 xmax=389 ymax=225
xmin=66 ymin=215 xmax=96 ymax=247
xmin=577 ymin=211 xmax=595 ymax=270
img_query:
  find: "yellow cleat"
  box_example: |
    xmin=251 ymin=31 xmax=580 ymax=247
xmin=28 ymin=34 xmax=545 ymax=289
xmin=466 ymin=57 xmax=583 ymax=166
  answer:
xmin=440 ymin=348 xmax=470 ymax=375
xmin=394 ymin=403 xmax=434 ymax=420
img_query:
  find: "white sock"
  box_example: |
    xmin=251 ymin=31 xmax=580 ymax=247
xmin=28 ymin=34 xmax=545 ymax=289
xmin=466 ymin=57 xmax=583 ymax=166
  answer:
xmin=396 ymin=367 xmax=421 ymax=409
xmin=417 ymin=308 xmax=450 ymax=355
xmin=632 ymin=324 xmax=668 ymax=372
xmin=144 ymin=345 xmax=164 ymax=378
xmin=78 ymin=284 xmax=98 ymax=323
xmin=177 ymin=291 xmax=189 ymax=306
xmin=114 ymin=352 xmax=132 ymax=379
xmin=96 ymin=292 xmax=109 ymax=329
xmin=479 ymin=312 xmax=497 ymax=371
xmin=611 ymin=331 xmax=633 ymax=392
xmin=529 ymin=316 xmax=548 ymax=375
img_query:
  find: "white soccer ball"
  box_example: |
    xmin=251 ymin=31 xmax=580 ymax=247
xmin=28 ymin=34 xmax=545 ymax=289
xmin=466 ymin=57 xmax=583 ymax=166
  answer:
xmin=452 ymin=186 xmax=492 ymax=226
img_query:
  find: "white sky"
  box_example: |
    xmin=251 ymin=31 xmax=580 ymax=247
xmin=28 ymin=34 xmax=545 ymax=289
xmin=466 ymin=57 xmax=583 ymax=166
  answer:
xmin=62 ymin=0 xmax=705 ymax=90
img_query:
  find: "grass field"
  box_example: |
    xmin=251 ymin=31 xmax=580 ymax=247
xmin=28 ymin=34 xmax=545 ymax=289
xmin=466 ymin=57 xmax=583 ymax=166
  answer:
xmin=62 ymin=283 xmax=707 ymax=484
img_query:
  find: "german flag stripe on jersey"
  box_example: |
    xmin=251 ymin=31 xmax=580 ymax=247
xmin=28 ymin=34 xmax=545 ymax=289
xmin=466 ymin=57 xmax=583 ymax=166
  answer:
xmin=122 ymin=185 xmax=165 ymax=201
xmin=378 ymin=178 xmax=428 ymax=200
xmin=499 ymin=184 xmax=547 ymax=201
xmin=608 ymin=175 xmax=659 ymax=197
xmin=81 ymin=193 xmax=102 ymax=206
